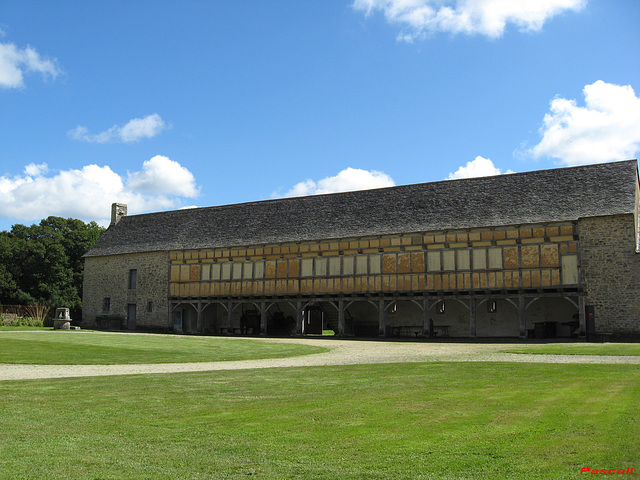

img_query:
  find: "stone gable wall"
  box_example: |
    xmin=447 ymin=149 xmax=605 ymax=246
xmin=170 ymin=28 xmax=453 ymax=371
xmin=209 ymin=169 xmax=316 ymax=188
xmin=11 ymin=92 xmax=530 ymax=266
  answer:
xmin=579 ymin=214 xmax=640 ymax=336
xmin=83 ymin=251 xmax=169 ymax=329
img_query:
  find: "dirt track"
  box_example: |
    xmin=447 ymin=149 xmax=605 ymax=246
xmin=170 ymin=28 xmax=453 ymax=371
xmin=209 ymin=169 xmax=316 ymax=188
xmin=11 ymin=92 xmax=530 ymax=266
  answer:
xmin=1 ymin=335 xmax=639 ymax=381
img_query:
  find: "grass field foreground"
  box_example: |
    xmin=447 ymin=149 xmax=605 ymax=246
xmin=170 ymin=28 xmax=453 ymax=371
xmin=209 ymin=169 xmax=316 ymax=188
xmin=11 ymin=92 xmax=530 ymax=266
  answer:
xmin=0 ymin=362 xmax=638 ymax=479
xmin=0 ymin=331 xmax=328 ymax=364
xmin=0 ymin=326 xmax=51 ymax=331
xmin=503 ymin=342 xmax=640 ymax=356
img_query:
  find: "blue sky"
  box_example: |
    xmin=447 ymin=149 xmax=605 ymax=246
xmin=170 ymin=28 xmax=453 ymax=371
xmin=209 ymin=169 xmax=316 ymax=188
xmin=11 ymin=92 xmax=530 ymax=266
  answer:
xmin=1 ymin=0 xmax=639 ymax=230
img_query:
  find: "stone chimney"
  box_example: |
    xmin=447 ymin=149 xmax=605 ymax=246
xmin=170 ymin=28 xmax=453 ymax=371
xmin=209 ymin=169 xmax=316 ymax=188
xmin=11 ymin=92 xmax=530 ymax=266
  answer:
xmin=110 ymin=203 xmax=127 ymax=226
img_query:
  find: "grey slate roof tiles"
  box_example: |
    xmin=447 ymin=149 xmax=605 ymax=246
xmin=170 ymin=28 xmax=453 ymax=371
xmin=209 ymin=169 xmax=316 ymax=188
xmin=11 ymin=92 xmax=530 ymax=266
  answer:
xmin=85 ymin=160 xmax=639 ymax=257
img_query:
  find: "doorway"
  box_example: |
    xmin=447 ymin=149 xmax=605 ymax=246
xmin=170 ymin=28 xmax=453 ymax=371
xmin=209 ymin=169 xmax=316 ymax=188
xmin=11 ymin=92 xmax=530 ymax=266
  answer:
xmin=127 ymin=304 xmax=137 ymax=330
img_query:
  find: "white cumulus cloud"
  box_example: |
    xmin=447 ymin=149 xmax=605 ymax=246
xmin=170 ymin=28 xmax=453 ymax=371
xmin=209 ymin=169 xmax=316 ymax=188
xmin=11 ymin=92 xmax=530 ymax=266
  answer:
xmin=0 ymin=41 xmax=61 ymax=88
xmin=0 ymin=156 xmax=199 ymax=226
xmin=68 ymin=114 xmax=168 ymax=143
xmin=23 ymin=162 xmax=49 ymax=177
xmin=353 ymin=0 xmax=586 ymax=41
xmin=276 ymin=167 xmax=395 ymax=198
xmin=127 ymin=155 xmax=199 ymax=197
xmin=530 ymin=81 xmax=640 ymax=165
xmin=448 ymin=156 xmax=513 ymax=179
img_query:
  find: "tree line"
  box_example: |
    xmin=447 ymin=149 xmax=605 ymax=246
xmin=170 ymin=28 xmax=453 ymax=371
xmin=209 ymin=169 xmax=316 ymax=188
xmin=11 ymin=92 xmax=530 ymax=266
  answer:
xmin=0 ymin=217 xmax=105 ymax=319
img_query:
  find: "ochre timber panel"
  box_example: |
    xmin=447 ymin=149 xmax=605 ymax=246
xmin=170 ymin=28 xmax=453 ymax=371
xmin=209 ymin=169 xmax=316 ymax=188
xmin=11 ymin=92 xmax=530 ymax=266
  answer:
xmin=383 ymin=254 xmax=396 ymax=274
xmin=398 ymin=253 xmax=411 ymax=274
xmin=504 ymin=247 xmax=519 ymax=269
xmin=541 ymin=245 xmax=560 ymax=267
xmin=521 ymin=246 xmax=540 ymax=269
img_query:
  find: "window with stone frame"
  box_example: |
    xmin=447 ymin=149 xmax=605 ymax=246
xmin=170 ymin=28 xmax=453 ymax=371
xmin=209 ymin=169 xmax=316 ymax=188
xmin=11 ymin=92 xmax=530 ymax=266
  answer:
xmin=128 ymin=269 xmax=137 ymax=290
xmin=103 ymin=297 xmax=111 ymax=312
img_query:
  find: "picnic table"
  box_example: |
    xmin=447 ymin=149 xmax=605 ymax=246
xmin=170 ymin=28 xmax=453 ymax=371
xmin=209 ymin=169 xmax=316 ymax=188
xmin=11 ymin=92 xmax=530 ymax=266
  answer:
xmin=432 ymin=325 xmax=450 ymax=337
xmin=389 ymin=325 xmax=423 ymax=337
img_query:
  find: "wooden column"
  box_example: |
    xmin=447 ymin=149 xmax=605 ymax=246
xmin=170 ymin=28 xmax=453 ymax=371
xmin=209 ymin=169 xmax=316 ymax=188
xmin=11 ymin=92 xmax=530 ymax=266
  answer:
xmin=196 ymin=300 xmax=203 ymax=333
xmin=519 ymin=296 xmax=527 ymax=338
xmin=296 ymin=301 xmax=303 ymax=335
xmin=227 ymin=299 xmax=234 ymax=332
xmin=469 ymin=298 xmax=477 ymax=338
xmin=378 ymin=297 xmax=386 ymax=337
xmin=423 ymin=298 xmax=431 ymax=337
xmin=260 ymin=300 xmax=267 ymax=335
xmin=338 ymin=298 xmax=345 ymax=336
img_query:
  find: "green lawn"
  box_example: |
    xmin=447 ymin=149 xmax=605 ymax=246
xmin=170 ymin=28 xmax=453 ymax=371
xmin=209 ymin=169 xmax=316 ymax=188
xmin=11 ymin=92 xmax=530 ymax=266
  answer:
xmin=0 ymin=331 xmax=327 ymax=364
xmin=0 ymin=325 xmax=52 ymax=331
xmin=504 ymin=342 xmax=640 ymax=356
xmin=0 ymin=362 xmax=638 ymax=479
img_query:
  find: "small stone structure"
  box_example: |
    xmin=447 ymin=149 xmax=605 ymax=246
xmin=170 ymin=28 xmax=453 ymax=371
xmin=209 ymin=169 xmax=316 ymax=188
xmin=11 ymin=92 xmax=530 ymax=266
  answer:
xmin=53 ymin=308 xmax=71 ymax=330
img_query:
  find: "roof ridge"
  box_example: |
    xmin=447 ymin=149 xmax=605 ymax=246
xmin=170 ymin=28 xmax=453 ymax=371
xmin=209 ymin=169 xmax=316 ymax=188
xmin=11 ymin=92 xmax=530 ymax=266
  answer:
xmin=86 ymin=159 xmax=639 ymax=257
xmin=120 ymin=159 xmax=639 ymax=220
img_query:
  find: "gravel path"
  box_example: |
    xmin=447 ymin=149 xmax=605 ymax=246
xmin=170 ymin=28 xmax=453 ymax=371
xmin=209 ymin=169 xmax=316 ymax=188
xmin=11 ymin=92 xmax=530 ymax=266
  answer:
xmin=1 ymin=336 xmax=639 ymax=381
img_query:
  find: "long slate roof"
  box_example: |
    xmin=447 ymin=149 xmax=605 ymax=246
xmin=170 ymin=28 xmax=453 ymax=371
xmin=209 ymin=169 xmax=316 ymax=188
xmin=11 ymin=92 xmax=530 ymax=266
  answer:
xmin=85 ymin=160 xmax=639 ymax=257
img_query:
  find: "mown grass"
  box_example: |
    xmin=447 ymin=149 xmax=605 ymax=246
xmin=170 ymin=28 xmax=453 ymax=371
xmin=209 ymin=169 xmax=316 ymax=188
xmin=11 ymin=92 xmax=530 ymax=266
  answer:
xmin=0 ymin=331 xmax=327 ymax=364
xmin=0 ymin=325 xmax=51 ymax=331
xmin=0 ymin=362 xmax=638 ymax=479
xmin=504 ymin=342 xmax=640 ymax=356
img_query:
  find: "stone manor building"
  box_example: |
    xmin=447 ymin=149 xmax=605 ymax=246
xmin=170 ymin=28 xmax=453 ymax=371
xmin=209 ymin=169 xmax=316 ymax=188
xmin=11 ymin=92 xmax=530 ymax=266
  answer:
xmin=83 ymin=160 xmax=640 ymax=340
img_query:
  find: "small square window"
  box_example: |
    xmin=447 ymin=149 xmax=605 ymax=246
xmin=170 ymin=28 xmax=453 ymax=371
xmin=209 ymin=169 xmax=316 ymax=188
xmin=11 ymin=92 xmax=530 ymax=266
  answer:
xmin=301 ymin=258 xmax=313 ymax=277
xmin=427 ymin=252 xmax=441 ymax=272
xmin=355 ymin=256 xmax=368 ymax=275
xmin=232 ymin=262 xmax=242 ymax=280
xmin=201 ymin=264 xmax=211 ymax=281
xmin=328 ymin=257 xmax=341 ymax=276
xmin=253 ymin=261 xmax=264 ymax=279
xmin=369 ymin=255 xmax=381 ymax=275
xmin=221 ymin=263 xmax=231 ymax=280
xmin=315 ymin=258 xmax=327 ymax=276
xmin=343 ymin=256 xmax=355 ymax=275
xmin=488 ymin=248 xmax=503 ymax=269
xmin=442 ymin=251 xmax=455 ymax=271
xmin=211 ymin=263 xmax=221 ymax=280
xmin=242 ymin=262 xmax=253 ymax=279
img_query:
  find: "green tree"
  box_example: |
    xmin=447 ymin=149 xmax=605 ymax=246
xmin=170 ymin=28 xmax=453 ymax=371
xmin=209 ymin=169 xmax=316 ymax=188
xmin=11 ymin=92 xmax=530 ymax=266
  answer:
xmin=0 ymin=217 xmax=104 ymax=319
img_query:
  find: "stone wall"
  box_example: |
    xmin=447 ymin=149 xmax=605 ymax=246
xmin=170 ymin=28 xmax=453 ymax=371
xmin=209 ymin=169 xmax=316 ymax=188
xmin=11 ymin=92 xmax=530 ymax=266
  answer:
xmin=579 ymin=214 xmax=640 ymax=336
xmin=83 ymin=251 xmax=169 ymax=330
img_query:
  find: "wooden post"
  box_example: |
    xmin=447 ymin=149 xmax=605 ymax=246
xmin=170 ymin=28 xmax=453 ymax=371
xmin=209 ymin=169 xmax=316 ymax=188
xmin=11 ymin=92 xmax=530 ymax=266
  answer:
xmin=338 ymin=298 xmax=345 ymax=336
xmin=423 ymin=298 xmax=431 ymax=337
xmin=227 ymin=300 xmax=234 ymax=332
xmin=470 ymin=298 xmax=477 ymax=338
xmin=260 ymin=300 xmax=267 ymax=336
xmin=519 ymin=296 xmax=527 ymax=338
xmin=196 ymin=300 xmax=203 ymax=333
xmin=378 ymin=297 xmax=386 ymax=337
xmin=296 ymin=301 xmax=303 ymax=335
